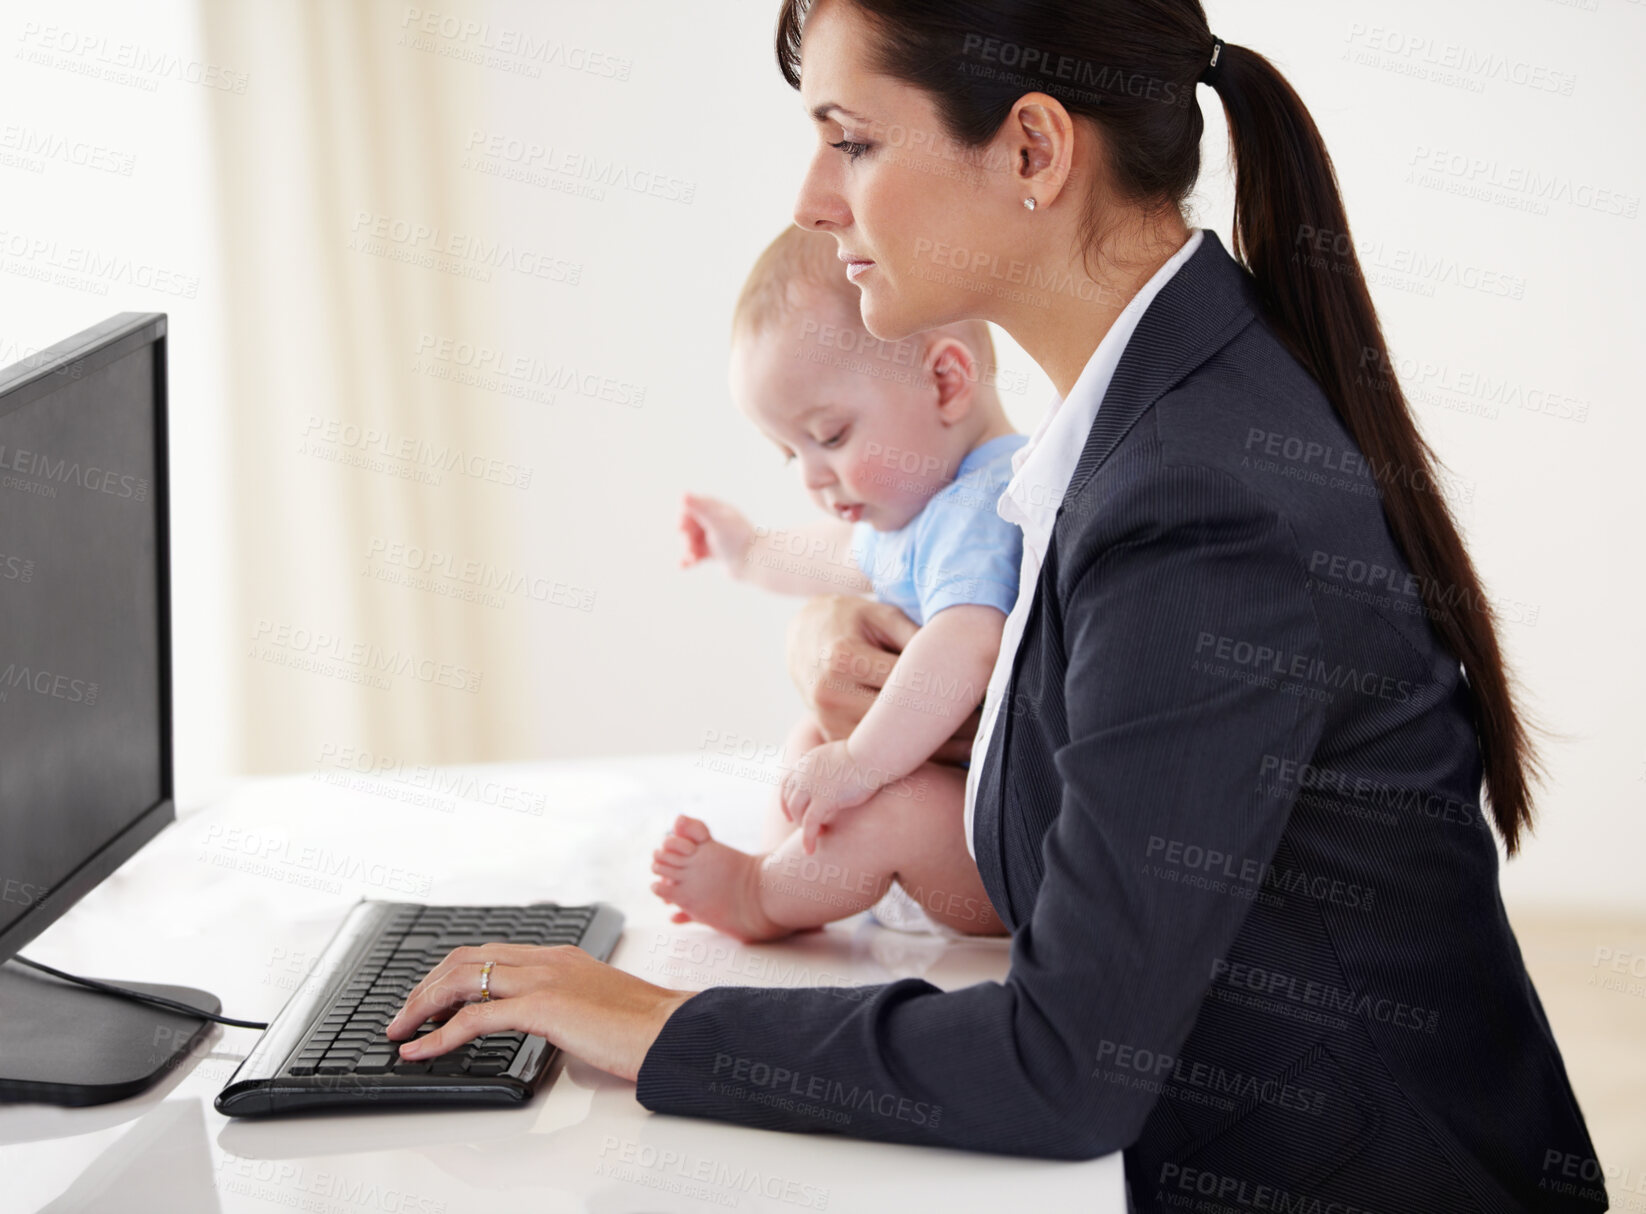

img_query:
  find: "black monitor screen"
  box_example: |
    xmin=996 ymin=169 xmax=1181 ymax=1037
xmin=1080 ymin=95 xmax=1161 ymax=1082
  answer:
xmin=0 ymin=314 xmax=171 ymax=959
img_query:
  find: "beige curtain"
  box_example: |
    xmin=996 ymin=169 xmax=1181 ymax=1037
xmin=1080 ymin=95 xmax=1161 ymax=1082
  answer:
xmin=200 ymin=2 xmax=530 ymax=772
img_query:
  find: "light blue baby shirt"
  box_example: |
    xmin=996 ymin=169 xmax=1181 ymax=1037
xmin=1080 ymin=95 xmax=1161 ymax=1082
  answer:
xmin=849 ymin=433 xmax=1029 ymax=628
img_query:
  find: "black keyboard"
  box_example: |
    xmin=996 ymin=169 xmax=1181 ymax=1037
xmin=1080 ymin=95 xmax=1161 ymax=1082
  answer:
xmin=215 ymin=899 xmax=624 ymax=1116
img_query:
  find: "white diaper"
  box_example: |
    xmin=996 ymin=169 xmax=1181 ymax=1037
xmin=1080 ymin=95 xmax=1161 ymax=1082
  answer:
xmin=867 ymin=878 xmax=959 ymax=936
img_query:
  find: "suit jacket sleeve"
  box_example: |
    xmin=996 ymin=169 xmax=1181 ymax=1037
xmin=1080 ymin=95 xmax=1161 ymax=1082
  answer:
xmin=635 ymin=461 xmax=1327 ymax=1159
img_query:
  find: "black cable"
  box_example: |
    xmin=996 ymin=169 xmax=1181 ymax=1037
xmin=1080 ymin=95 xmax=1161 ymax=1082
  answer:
xmin=11 ymin=955 xmax=270 ymax=1030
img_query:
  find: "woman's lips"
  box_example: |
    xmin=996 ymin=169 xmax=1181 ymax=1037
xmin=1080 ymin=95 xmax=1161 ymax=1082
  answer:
xmin=839 ymin=251 xmax=875 ymax=281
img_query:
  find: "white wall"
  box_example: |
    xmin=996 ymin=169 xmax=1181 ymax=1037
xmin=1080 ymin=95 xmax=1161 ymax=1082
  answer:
xmin=0 ymin=0 xmax=236 ymax=810
xmin=1 ymin=0 xmax=1640 ymax=909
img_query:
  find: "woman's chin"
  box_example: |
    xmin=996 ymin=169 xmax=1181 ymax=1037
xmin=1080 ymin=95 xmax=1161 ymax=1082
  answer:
xmin=857 ymin=291 xmax=923 ymax=344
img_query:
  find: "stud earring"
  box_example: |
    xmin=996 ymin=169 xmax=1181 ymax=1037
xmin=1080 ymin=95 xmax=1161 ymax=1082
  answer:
xmin=1023 ymin=197 xmax=1037 ymax=211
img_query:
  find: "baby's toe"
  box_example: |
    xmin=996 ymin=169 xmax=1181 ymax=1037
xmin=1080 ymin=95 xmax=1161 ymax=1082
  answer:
xmin=672 ymin=814 xmax=712 ymax=845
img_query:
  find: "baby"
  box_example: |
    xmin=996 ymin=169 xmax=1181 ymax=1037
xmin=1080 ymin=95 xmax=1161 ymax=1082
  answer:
xmin=650 ymin=225 xmax=1025 ymax=942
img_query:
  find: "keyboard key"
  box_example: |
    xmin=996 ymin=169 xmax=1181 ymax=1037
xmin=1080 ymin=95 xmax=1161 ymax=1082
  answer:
xmin=468 ymin=1058 xmax=510 ymax=1076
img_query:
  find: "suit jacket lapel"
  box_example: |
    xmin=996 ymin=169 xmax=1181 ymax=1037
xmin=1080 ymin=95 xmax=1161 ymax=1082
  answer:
xmin=1060 ymin=229 xmax=1259 ymax=508
xmin=971 ymin=676 xmax=1016 ymax=928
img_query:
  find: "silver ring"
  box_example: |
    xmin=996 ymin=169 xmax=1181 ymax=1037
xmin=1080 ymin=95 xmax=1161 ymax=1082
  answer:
xmin=479 ymin=959 xmax=496 ymax=1002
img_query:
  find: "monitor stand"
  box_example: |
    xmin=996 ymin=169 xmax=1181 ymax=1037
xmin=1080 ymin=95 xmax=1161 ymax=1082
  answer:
xmin=0 ymin=958 xmax=220 ymax=1106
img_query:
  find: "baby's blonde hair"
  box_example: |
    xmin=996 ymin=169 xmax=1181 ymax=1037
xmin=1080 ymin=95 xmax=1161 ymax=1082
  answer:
xmin=732 ymin=226 xmax=997 ymax=375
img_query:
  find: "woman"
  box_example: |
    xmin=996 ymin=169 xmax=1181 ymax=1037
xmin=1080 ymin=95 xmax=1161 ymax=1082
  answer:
xmin=388 ymin=1 xmax=1605 ymax=1207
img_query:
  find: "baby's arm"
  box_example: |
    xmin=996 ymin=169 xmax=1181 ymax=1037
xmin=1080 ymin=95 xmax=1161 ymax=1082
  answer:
xmin=743 ymin=518 xmax=873 ymax=596
xmin=680 ymin=492 xmax=871 ymax=596
xmin=844 ymin=604 xmax=1004 ymax=781
xmin=780 ymin=604 xmax=1004 ymax=852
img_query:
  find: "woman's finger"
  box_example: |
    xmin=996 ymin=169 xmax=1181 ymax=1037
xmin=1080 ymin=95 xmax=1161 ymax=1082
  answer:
xmin=387 ymin=959 xmax=505 ymax=1039
xmin=377 ymin=944 xmax=693 ymax=1081
xmin=387 ymin=944 xmax=539 ymax=1037
xmin=862 ymin=599 xmax=919 ymax=652
xmin=833 ymin=635 xmax=894 ymax=692
xmin=397 ymin=996 xmax=514 ymax=1060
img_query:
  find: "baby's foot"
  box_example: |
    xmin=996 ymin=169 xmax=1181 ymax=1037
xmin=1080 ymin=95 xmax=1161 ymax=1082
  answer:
xmin=649 ymin=815 xmax=792 ymax=943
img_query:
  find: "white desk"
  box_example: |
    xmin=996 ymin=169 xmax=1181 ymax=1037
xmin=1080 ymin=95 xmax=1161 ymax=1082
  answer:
xmin=1 ymin=754 xmax=1126 ymax=1213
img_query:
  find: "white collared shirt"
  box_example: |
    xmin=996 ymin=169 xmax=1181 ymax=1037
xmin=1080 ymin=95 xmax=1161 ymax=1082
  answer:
xmin=963 ymin=228 xmax=1205 ymax=858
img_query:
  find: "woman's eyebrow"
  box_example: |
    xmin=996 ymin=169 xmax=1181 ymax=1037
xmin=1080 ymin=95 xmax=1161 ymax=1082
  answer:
xmin=810 ymin=102 xmax=872 ymax=125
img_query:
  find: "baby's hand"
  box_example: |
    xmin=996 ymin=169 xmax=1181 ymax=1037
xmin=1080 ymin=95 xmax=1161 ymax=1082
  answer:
xmin=679 ymin=492 xmax=755 ymax=576
xmin=780 ymin=739 xmax=884 ymax=855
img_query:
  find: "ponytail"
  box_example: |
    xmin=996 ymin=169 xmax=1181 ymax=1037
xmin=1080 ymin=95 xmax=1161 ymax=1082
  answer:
xmin=775 ymin=0 xmax=1542 ymax=852
xmin=1208 ymin=45 xmax=1539 ymax=851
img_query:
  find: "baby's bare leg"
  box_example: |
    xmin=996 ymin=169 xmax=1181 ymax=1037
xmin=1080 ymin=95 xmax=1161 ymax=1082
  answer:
xmin=651 ymin=759 xmax=1005 ymax=941
xmin=760 ymin=760 xmax=1005 ymax=936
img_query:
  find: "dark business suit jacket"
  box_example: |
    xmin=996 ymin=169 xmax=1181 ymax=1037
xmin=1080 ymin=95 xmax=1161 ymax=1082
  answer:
xmin=637 ymin=231 xmax=1605 ymax=1213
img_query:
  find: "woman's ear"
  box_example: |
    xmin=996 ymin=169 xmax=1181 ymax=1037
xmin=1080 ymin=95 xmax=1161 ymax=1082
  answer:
xmin=1005 ymin=93 xmax=1076 ymax=209
xmin=926 ymin=336 xmax=979 ymax=424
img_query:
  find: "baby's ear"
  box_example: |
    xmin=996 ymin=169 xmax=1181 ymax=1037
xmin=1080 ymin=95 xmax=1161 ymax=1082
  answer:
xmin=926 ymin=337 xmax=978 ymax=418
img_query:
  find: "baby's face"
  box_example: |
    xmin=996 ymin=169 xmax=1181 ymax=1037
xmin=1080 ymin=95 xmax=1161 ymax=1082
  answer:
xmin=730 ymin=316 xmax=961 ymax=532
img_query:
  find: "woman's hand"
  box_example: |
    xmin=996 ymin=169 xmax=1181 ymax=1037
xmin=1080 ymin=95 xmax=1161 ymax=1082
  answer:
xmin=384 ymin=944 xmax=694 ymax=1083
xmin=679 ymin=492 xmax=754 ymax=576
xmin=786 ymin=595 xmax=981 ymax=765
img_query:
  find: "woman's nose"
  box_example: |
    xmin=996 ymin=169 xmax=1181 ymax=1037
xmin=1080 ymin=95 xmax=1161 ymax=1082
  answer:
xmin=793 ymin=148 xmax=850 ymax=233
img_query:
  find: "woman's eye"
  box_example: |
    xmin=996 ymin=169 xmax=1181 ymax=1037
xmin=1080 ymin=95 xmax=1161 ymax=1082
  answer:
xmin=829 ymin=139 xmax=871 ymax=162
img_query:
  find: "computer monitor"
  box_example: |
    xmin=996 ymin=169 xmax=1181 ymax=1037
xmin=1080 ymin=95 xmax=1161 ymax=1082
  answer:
xmin=0 ymin=313 xmax=219 ymax=1106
